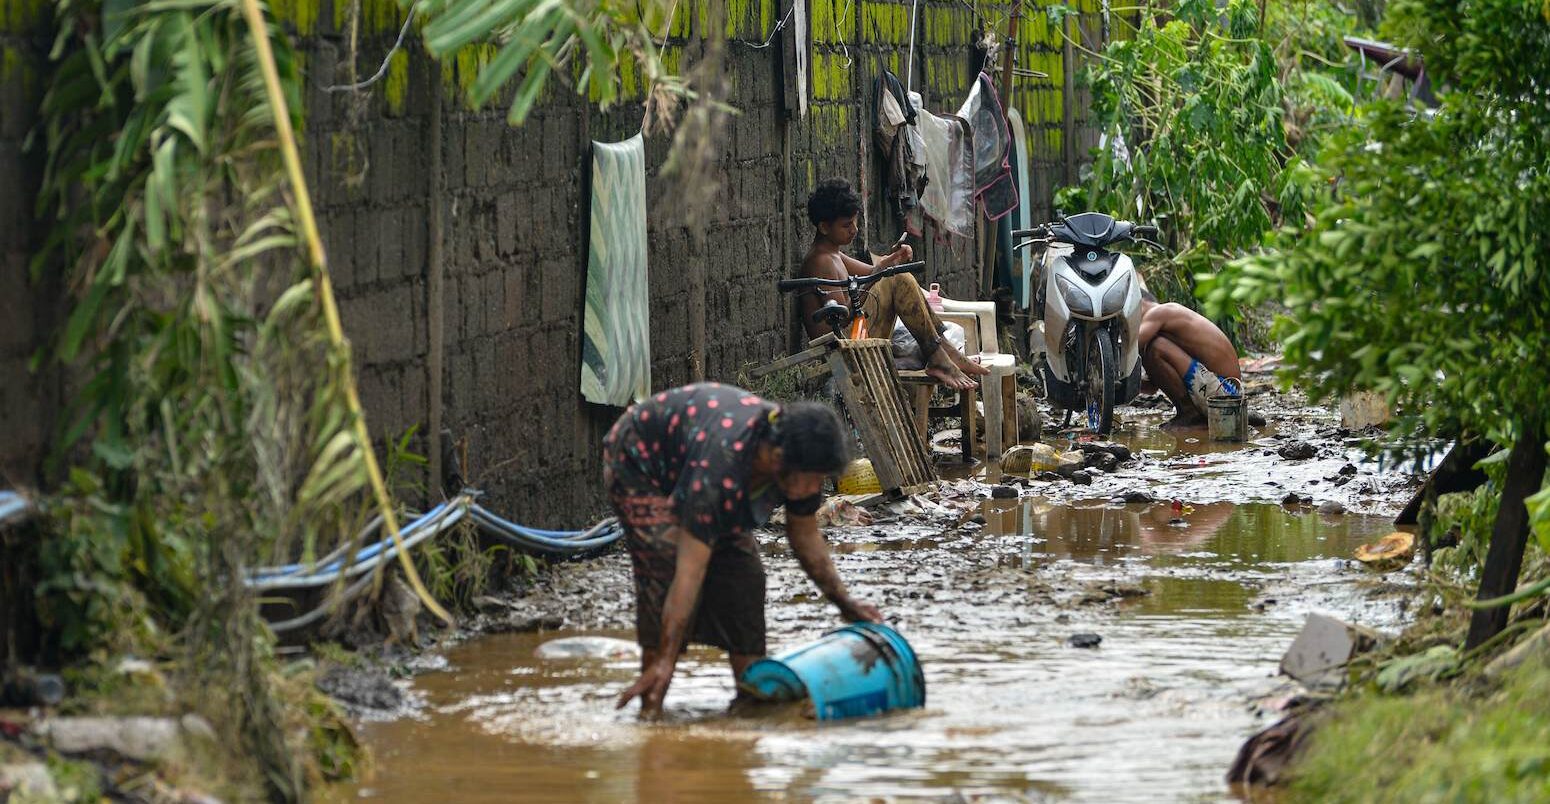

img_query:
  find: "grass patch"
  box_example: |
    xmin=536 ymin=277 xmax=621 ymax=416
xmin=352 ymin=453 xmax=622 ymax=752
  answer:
xmin=1290 ymin=647 xmax=1550 ymax=802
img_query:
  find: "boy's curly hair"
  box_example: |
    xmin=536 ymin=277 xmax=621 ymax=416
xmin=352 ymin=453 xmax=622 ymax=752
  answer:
xmin=806 ymin=179 xmax=861 ymax=226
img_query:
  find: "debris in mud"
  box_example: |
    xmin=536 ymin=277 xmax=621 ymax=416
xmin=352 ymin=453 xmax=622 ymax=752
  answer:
xmin=1084 ymin=451 xmax=1120 ymax=473
xmin=1077 ymin=580 xmax=1150 ymax=605
xmin=1003 ymin=443 xmax=1083 ymax=475
xmin=1353 ymin=532 xmax=1415 ymax=571
xmin=1247 ymin=411 xmax=1267 ymax=427
xmin=317 ymin=666 xmax=405 ymax=712
xmin=1121 ymin=490 xmax=1156 ymax=504
xmin=1279 ymin=614 xmax=1383 ymax=689
xmin=1281 ymin=493 xmax=1308 ymax=507
xmin=1317 ymin=501 xmax=1347 ymax=516
xmin=1017 ymin=395 xmax=1044 ymax=441
xmin=1068 ymin=633 xmax=1103 ymax=649
xmin=1070 ymin=470 xmax=1095 ymax=486
xmin=817 ymin=498 xmax=874 ymax=527
xmin=1227 ymin=710 xmax=1318 ymax=787
xmin=1278 ymin=441 xmax=1319 ymax=460
xmin=1077 ymin=441 xmax=1133 ymax=463
xmin=990 ymin=484 xmax=1019 ymax=499
xmin=534 ymin=636 xmax=640 ymax=661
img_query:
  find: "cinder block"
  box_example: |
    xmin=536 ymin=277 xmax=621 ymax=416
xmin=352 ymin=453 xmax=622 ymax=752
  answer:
xmin=540 ymin=260 xmax=576 ymax=323
xmin=402 ymin=204 xmax=428 ymax=279
xmin=495 ymin=191 xmax=519 ymax=256
xmin=482 ymin=270 xmax=505 ymax=335
xmin=501 ymin=264 xmax=524 ymax=330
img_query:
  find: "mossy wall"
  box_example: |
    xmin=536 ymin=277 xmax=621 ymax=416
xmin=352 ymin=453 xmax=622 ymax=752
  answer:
xmin=0 ymin=0 xmax=1106 ymax=521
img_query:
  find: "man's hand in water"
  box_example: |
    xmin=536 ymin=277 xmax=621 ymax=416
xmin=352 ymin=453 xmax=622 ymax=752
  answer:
xmin=837 ymin=596 xmax=884 ymax=624
xmin=617 ymin=659 xmax=675 ymax=717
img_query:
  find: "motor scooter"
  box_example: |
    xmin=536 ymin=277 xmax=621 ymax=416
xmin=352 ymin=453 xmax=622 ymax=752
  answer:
xmin=1014 ymin=213 xmax=1160 ymax=434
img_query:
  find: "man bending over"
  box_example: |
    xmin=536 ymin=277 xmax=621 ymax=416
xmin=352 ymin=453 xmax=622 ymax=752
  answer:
xmin=799 ymin=179 xmax=987 ymax=390
xmin=608 ymin=383 xmax=883 ymax=717
xmin=1138 ymin=294 xmax=1242 ymax=428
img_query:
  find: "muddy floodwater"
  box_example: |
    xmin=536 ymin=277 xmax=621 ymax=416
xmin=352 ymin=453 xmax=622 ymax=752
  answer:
xmin=332 ymin=400 xmax=1420 ymax=802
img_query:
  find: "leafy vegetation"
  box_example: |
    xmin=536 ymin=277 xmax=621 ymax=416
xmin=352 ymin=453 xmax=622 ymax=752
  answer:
xmin=1204 ymin=0 xmax=1550 ymax=570
xmin=1063 ymin=0 xmax=1361 ymax=305
xmin=412 ymin=0 xmax=685 ymax=126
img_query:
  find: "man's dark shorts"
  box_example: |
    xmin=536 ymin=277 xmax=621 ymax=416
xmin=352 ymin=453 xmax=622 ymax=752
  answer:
xmin=605 ymin=457 xmax=767 ymax=657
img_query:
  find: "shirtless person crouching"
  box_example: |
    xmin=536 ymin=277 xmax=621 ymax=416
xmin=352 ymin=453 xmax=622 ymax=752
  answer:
xmin=1137 ymin=294 xmax=1243 ymax=428
xmin=799 ymin=179 xmax=987 ymax=390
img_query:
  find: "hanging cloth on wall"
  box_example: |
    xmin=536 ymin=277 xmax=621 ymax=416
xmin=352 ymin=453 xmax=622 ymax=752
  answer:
xmin=910 ymin=91 xmax=976 ymax=238
xmin=874 ymin=70 xmax=926 ymax=235
xmin=580 ymin=133 xmax=652 ymax=407
xmin=957 ymin=72 xmax=1018 ymax=221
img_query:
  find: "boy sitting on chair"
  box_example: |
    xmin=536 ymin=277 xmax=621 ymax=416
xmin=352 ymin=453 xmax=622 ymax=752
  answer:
xmin=798 ymin=179 xmax=987 ymax=391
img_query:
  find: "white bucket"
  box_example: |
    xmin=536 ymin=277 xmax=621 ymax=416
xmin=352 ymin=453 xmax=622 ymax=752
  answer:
xmin=1206 ymin=378 xmax=1248 ymax=442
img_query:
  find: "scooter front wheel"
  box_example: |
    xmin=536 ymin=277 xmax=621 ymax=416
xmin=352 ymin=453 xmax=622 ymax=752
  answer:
xmin=1086 ymin=334 xmax=1116 ymax=435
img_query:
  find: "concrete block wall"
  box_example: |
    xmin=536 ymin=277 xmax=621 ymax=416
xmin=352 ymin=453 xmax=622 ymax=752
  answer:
xmin=0 ymin=0 xmax=1106 ymax=525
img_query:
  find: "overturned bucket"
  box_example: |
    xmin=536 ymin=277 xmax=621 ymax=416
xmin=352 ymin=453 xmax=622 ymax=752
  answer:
xmin=1206 ymin=377 xmax=1248 ymax=442
xmin=738 ymin=622 xmax=925 ymax=721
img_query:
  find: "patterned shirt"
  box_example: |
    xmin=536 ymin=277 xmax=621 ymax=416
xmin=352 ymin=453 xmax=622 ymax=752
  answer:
xmin=605 ymin=383 xmax=821 ymax=547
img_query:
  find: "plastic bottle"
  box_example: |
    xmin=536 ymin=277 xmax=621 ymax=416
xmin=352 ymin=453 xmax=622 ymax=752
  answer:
xmin=926 ymin=283 xmax=943 ymax=312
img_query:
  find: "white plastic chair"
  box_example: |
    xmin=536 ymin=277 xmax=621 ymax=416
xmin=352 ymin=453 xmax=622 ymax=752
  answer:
xmin=898 ymin=297 xmax=1018 ymax=460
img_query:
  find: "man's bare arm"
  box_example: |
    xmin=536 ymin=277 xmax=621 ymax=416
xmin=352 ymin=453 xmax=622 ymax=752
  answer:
xmin=616 ymin=528 xmax=711 ymax=714
xmin=786 ymin=514 xmax=882 ymax=623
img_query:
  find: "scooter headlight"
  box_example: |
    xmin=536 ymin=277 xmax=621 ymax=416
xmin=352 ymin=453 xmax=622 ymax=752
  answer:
xmin=1101 ymin=273 xmax=1132 ymax=316
xmin=1056 ymin=275 xmax=1094 ymax=317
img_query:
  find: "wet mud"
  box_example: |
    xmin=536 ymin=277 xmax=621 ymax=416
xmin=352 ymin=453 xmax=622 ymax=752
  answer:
xmin=328 ymin=386 xmax=1425 ymax=802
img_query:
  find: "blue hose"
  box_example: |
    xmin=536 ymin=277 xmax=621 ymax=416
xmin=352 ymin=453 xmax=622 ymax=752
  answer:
xmin=469 ymin=506 xmax=623 ymax=553
xmin=249 ymin=502 xmax=454 ymax=580
xmin=247 ymin=494 xmax=623 ymax=590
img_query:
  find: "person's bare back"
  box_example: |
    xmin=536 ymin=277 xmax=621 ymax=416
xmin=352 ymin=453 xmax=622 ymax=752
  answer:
xmin=798 ymin=248 xmax=858 ymax=341
xmin=1138 ymin=303 xmax=1240 ymax=380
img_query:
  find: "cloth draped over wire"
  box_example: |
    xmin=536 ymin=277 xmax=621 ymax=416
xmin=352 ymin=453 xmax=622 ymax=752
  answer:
xmin=957 ymin=72 xmax=1017 ymax=221
xmin=873 ymin=70 xmax=927 ymax=235
xmin=908 ymin=91 xmax=976 ymax=238
xmin=581 ymin=133 xmax=652 ymax=407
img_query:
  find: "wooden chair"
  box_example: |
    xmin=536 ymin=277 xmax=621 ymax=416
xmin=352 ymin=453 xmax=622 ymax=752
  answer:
xmin=897 ymin=298 xmax=1018 ymax=461
xmin=749 ymin=333 xmax=937 ymax=496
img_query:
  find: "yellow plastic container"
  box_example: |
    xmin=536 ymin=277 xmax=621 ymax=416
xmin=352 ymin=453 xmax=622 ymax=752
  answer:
xmin=836 ymin=459 xmax=882 ymax=495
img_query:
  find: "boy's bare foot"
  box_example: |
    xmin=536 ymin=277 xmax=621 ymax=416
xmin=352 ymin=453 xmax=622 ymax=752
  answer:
xmin=925 ymin=363 xmax=977 ymax=390
xmin=944 ymin=344 xmax=992 ymax=376
xmin=930 ymin=339 xmax=992 ymax=377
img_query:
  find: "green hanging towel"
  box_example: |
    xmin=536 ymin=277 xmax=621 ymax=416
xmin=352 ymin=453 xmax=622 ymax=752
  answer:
xmin=581 ymin=133 xmax=651 ymax=407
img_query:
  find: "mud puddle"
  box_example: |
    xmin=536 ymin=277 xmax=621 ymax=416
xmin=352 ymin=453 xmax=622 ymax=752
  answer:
xmin=330 ymin=395 xmax=1420 ymax=802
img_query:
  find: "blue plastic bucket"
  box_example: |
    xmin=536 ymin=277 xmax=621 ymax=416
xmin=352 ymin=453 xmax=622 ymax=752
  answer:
xmin=738 ymin=623 xmax=925 ymax=721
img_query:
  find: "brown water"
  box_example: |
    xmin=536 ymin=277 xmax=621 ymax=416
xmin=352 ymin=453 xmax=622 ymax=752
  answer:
xmin=333 ymin=410 xmax=1416 ymax=802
